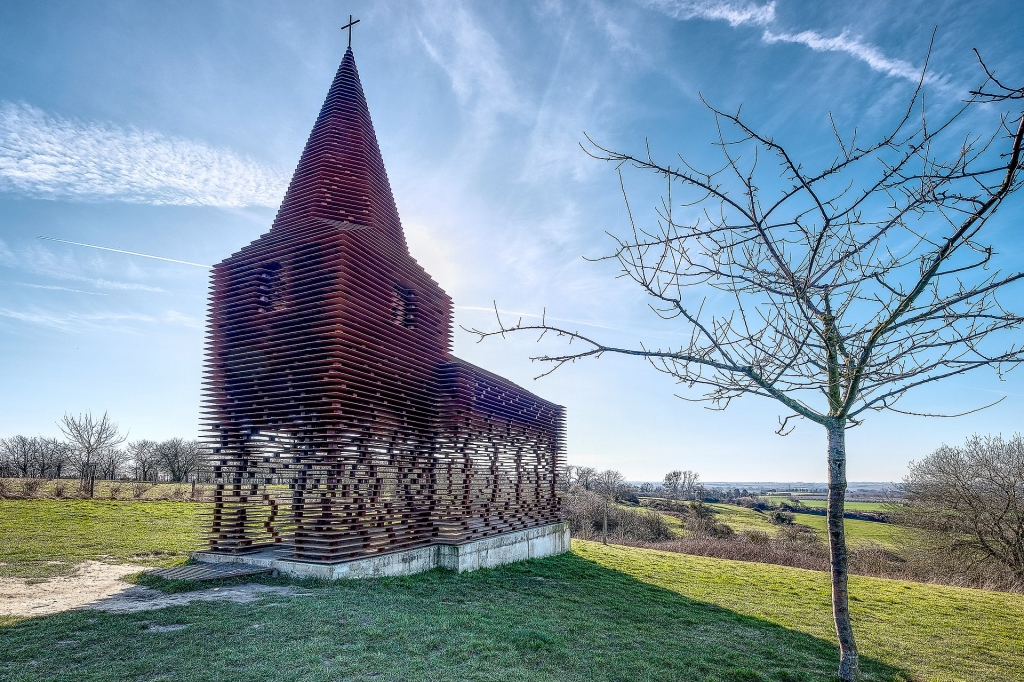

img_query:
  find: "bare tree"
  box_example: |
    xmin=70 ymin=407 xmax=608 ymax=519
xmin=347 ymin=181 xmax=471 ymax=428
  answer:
xmin=469 ymin=53 xmax=1024 ymax=680
xmin=59 ymin=411 xmax=126 ymax=486
xmin=95 ymin=448 xmax=130 ymax=481
xmin=0 ymin=436 xmax=35 ymax=478
xmin=156 ymin=438 xmax=203 ymax=483
xmin=36 ymin=438 xmax=71 ymax=480
xmin=680 ymin=470 xmax=701 ymax=500
xmin=0 ymin=441 xmax=10 ymax=479
xmin=575 ymin=466 xmax=598 ymax=491
xmin=593 ymin=469 xmax=626 ymax=544
xmin=663 ymin=469 xmax=682 ymax=498
xmin=0 ymin=436 xmax=72 ymax=480
xmin=128 ymin=440 xmax=161 ymax=482
xmin=895 ymin=434 xmax=1024 ymax=583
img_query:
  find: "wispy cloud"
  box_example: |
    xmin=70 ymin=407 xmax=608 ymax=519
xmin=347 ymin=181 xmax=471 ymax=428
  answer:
xmin=641 ymin=0 xmax=775 ymax=27
xmin=0 ymin=306 xmax=197 ymax=331
xmin=12 ymin=282 xmax=108 ymax=295
xmin=417 ymin=2 xmax=525 ymax=153
xmin=74 ymin=278 xmax=164 ymax=292
xmin=1 ymin=239 xmax=165 ymax=292
xmin=643 ymin=0 xmax=941 ymax=85
xmin=0 ymin=239 xmax=14 ymax=266
xmin=762 ymin=29 xmax=939 ymax=85
xmin=0 ymin=102 xmax=288 ymax=206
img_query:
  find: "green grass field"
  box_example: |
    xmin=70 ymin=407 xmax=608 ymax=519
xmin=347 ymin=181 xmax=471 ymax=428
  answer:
xmin=789 ymin=513 xmax=908 ymax=550
xmin=2 ymin=540 xmax=1022 ymax=680
xmin=2 ymin=499 xmax=1022 ymax=680
xmin=763 ymin=497 xmax=889 ymax=512
xmin=0 ymin=499 xmax=206 ymax=581
xmin=583 ymin=542 xmax=1024 ymax=681
xmin=707 ymin=503 xmax=781 ymax=534
xmin=702 ymin=504 xmax=905 ymax=549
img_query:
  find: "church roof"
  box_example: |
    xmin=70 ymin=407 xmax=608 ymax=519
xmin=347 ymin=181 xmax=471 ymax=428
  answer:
xmin=271 ymin=48 xmax=406 ymax=249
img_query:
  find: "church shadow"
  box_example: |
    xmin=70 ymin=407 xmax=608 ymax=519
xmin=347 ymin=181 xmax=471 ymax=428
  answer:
xmin=0 ymin=551 xmax=911 ymax=682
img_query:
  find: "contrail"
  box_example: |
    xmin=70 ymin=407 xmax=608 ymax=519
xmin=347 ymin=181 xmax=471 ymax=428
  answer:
xmin=37 ymin=236 xmax=211 ymax=268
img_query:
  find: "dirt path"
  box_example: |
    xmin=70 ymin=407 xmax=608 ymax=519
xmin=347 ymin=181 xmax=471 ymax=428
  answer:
xmin=0 ymin=561 xmax=310 ymax=617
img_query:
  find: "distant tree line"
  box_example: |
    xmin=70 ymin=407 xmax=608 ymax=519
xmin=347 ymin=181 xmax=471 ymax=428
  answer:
xmin=563 ymin=464 xmax=759 ymax=503
xmin=0 ymin=411 xmax=208 ymax=487
xmin=560 ymin=432 xmax=1024 ymax=593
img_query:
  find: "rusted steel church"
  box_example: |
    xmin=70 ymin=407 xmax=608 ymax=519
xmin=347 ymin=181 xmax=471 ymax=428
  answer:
xmin=200 ymin=43 xmax=566 ymax=570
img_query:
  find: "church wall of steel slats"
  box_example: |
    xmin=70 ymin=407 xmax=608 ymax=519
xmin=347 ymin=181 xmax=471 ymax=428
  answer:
xmin=434 ymin=360 xmax=565 ymax=543
xmin=202 ymin=47 xmax=564 ymax=563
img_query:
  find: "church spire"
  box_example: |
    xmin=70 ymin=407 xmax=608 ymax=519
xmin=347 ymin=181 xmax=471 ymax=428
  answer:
xmin=271 ymin=47 xmax=407 ymax=249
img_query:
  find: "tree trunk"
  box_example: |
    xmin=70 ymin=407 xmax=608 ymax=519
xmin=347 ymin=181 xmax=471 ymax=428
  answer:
xmin=603 ymin=500 xmax=609 ymax=545
xmin=827 ymin=423 xmax=858 ymax=681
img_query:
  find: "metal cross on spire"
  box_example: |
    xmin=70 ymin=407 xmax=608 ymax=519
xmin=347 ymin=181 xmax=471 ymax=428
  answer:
xmin=341 ymin=14 xmax=360 ymax=49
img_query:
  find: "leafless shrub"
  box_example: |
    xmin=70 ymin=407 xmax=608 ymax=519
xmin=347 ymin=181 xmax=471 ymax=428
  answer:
xmin=51 ymin=480 xmax=68 ymax=499
xmin=686 ymin=516 xmax=735 ymax=538
xmin=19 ymin=478 xmax=44 ymax=498
xmin=893 ymin=434 xmax=1024 ymax=584
xmin=682 ymin=501 xmax=735 ymax=538
xmin=741 ymin=530 xmax=771 ymax=544
xmin=108 ymin=482 xmax=123 ymax=500
xmin=169 ymin=485 xmax=187 ymax=500
xmin=0 ymin=479 xmax=11 ymax=498
xmin=768 ymin=510 xmax=795 ymax=525
xmin=637 ymin=534 xmax=828 ymax=572
xmin=130 ymin=481 xmax=152 ymax=499
xmin=562 ymin=486 xmax=673 ymax=542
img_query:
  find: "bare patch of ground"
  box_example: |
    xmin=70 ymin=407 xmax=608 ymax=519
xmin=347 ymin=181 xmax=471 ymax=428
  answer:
xmin=0 ymin=560 xmax=311 ymax=617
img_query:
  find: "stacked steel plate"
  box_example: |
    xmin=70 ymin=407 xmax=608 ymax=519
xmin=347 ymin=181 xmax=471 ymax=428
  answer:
xmin=202 ymin=48 xmax=564 ymax=562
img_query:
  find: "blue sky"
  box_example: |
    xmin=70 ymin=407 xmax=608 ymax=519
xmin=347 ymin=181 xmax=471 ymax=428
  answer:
xmin=1 ymin=0 xmax=1021 ymax=482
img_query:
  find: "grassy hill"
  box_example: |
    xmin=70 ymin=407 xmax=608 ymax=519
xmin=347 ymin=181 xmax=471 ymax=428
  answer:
xmin=697 ymin=503 xmax=907 ymax=550
xmin=580 ymin=542 xmax=1023 ymax=681
xmin=2 ymin=499 xmax=1022 ymax=680
xmin=762 ymin=497 xmax=889 ymax=512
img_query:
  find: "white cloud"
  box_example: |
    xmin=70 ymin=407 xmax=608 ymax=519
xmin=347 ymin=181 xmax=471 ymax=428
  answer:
xmin=417 ymin=2 xmax=525 ymax=151
xmin=0 ymin=238 xmax=14 ymax=266
xmin=162 ymin=310 xmax=202 ymax=328
xmin=762 ymin=29 xmax=938 ymax=85
xmin=642 ymin=1 xmax=944 ymax=85
xmin=12 ymin=282 xmax=108 ymax=295
xmin=3 ymin=241 xmax=165 ymax=292
xmin=641 ymin=0 xmax=775 ymax=27
xmin=0 ymin=307 xmax=153 ymax=330
xmin=79 ymin=278 xmax=164 ymax=292
xmin=0 ymin=102 xmax=288 ymax=206
xmin=0 ymin=307 xmax=196 ymax=331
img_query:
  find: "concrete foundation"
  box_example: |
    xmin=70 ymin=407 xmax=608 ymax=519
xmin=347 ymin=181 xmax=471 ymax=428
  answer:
xmin=193 ymin=522 xmax=570 ymax=580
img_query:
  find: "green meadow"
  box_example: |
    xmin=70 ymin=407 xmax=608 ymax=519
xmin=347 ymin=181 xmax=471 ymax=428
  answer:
xmin=762 ymin=497 xmax=889 ymax=512
xmin=0 ymin=499 xmax=204 ymax=581
xmin=2 ymin=499 xmax=1021 ymax=680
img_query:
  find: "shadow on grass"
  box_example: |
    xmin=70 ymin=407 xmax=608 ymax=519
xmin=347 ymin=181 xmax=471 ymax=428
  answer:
xmin=0 ymin=552 xmax=909 ymax=682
